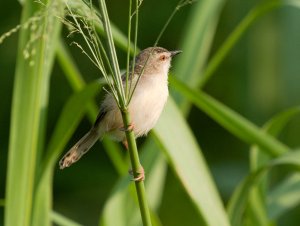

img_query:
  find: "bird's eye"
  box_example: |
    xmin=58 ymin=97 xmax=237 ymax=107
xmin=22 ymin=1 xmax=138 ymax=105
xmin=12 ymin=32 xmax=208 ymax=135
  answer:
xmin=159 ymin=55 xmax=166 ymax=61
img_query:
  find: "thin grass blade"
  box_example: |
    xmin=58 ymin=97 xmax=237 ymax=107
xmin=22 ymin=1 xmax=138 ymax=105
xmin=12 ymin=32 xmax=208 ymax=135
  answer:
xmin=267 ymin=173 xmax=300 ymax=219
xmin=51 ymin=211 xmax=84 ymax=226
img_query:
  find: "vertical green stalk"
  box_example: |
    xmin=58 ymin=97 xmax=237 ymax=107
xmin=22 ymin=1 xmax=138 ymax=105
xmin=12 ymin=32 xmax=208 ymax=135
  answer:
xmin=5 ymin=1 xmax=62 ymax=226
xmin=121 ymin=110 xmax=152 ymax=226
xmin=98 ymin=0 xmax=152 ymax=225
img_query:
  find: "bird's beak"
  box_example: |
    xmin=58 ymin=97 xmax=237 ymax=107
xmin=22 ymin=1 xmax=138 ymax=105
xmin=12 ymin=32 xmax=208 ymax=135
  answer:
xmin=170 ymin=50 xmax=182 ymax=57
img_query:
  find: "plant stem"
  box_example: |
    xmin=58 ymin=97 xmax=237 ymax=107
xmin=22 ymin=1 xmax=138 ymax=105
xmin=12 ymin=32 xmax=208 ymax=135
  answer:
xmin=125 ymin=0 xmax=132 ymax=99
xmin=98 ymin=0 xmax=152 ymax=225
xmin=121 ymin=109 xmax=152 ymax=226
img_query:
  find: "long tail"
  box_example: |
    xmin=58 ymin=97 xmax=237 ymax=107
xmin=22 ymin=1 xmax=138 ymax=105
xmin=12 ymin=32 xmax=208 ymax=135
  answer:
xmin=59 ymin=128 xmax=101 ymax=169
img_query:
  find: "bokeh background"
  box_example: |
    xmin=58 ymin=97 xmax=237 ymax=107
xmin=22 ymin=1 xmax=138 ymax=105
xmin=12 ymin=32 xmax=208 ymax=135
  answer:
xmin=1 ymin=0 xmax=300 ymax=225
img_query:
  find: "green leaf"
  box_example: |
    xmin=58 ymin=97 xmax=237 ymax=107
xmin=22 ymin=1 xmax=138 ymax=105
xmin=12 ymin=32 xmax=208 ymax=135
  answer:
xmin=170 ymin=77 xmax=289 ymax=157
xmin=153 ymin=99 xmax=230 ymax=226
xmin=227 ymin=150 xmax=300 ymax=226
xmin=5 ymin=1 xmax=63 ymax=226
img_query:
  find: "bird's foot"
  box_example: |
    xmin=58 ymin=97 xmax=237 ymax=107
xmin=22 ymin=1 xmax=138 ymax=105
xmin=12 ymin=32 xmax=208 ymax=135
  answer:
xmin=122 ymin=140 xmax=128 ymax=150
xmin=129 ymin=166 xmax=145 ymax=182
xmin=120 ymin=123 xmax=134 ymax=132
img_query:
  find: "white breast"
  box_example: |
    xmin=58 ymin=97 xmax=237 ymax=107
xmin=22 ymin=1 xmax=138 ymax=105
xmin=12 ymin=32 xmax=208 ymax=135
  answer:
xmin=128 ymin=74 xmax=169 ymax=137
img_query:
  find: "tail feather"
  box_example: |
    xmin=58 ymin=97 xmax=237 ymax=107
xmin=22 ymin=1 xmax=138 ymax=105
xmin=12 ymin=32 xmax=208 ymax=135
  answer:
xmin=59 ymin=129 xmax=101 ymax=169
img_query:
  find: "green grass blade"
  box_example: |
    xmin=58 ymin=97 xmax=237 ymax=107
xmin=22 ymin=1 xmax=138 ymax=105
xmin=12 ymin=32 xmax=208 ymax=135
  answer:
xmin=32 ymin=170 xmax=52 ymax=226
xmin=267 ymin=173 xmax=300 ymax=219
xmin=172 ymin=0 xmax=225 ymax=111
xmin=262 ymin=107 xmax=300 ymax=137
xmin=170 ymin=77 xmax=289 ymax=156
xmin=227 ymin=150 xmax=300 ymax=226
xmin=51 ymin=211 xmax=83 ymax=226
xmin=244 ymin=190 xmax=270 ymax=226
xmin=249 ymin=107 xmax=300 ymax=178
xmin=153 ymin=99 xmax=230 ymax=226
xmin=5 ymin=1 xmax=62 ymax=226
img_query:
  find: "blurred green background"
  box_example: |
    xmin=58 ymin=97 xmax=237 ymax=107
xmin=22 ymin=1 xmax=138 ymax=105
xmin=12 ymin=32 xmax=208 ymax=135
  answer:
xmin=1 ymin=0 xmax=300 ymax=225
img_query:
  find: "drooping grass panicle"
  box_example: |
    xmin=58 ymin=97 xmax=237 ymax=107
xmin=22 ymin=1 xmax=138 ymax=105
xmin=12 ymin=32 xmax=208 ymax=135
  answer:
xmin=0 ymin=1 xmax=52 ymax=45
xmin=63 ymin=1 xmax=121 ymax=105
xmin=0 ymin=24 xmax=22 ymax=44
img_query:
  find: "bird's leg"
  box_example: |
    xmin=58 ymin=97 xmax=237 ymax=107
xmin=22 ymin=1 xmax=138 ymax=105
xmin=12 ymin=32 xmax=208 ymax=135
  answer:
xmin=129 ymin=166 xmax=145 ymax=181
xmin=120 ymin=123 xmax=134 ymax=132
xmin=121 ymin=126 xmax=145 ymax=181
xmin=122 ymin=140 xmax=128 ymax=150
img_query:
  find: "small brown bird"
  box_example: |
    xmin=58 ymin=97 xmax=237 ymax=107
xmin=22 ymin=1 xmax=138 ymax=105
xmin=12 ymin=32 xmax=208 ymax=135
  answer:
xmin=59 ymin=47 xmax=181 ymax=179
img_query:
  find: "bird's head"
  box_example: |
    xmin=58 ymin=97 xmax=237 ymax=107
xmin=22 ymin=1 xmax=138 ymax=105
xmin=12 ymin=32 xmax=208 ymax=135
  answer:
xmin=134 ymin=47 xmax=182 ymax=76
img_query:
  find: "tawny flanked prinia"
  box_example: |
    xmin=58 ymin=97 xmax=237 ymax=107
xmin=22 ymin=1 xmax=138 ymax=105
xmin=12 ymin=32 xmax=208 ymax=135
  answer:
xmin=59 ymin=47 xmax=182 ymax=180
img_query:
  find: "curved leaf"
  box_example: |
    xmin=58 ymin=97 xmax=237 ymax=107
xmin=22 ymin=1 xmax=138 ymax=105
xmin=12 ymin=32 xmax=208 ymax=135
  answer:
xmin=153 ymin=99 xmax=230 ymax=226
xmin=170 ymin=77 xmax=289 ymax=157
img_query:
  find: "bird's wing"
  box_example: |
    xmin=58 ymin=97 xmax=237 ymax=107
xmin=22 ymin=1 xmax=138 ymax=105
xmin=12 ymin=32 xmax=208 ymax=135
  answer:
xmin=93 ymin=107 xmax=107 ymax=129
